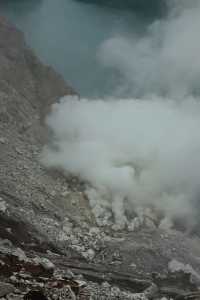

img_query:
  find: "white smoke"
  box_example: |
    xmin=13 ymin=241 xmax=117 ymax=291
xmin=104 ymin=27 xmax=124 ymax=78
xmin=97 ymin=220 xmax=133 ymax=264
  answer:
xmin=99 ymin=0 xmax=200 ymax=98
xmin=42 ymin=1 xmax=200 ymax=229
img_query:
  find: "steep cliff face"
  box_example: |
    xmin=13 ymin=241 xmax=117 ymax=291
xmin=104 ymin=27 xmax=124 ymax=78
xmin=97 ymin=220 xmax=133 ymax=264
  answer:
xmin=0 ymin=16 xmax=75 ymax=126
xmin=0 ymin=16 xmax=78 ymax=249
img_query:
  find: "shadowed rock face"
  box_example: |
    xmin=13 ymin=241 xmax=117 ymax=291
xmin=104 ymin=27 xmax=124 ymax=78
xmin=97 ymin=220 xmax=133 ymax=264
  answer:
xmin=76 ymin=0 xmax=167 ymax=18
xmin=0 ymin=15 xmax=77 ymax=250
xmin=0 ymin=16 xmax=75 ymax=122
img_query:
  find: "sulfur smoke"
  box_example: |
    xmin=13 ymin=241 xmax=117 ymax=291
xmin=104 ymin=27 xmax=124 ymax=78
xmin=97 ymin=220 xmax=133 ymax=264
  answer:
xmin=42 ymin=0 xmax=200 ymax=229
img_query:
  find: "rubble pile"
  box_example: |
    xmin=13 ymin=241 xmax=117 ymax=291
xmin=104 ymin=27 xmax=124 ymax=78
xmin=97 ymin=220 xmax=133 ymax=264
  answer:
xmin=0 ymin=238 xmax=200 ymax=300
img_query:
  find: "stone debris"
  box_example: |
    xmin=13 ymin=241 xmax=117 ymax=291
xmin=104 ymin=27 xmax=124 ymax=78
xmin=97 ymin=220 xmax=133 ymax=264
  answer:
xmin=0 ymin=137 xmax=6 ymax=144
xmin=168 ymin=260 xmax=200 ymax=285
xmin=86 ymin=187 xmax=161 ymax=231
xmin=82 ymin=249 xmax=95 ymax=261
xmin=0 ymin=242 xmax=90 ymax=300
xmin=0 ymin=238 xmax=199 ymax=300
xmin=32 ymin=258 xmax=55 ymax=272
xmin=0 ymin=282 xmax=15 ymax=297
xmin=0 ymin=200 xmax=7 ymax=213
xmin=12 ymin=248 xmax=30 ymax=263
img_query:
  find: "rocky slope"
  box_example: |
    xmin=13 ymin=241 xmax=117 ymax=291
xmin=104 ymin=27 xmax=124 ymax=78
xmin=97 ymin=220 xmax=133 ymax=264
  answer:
xmin=1 ymin=16 xmax=200 ymax=300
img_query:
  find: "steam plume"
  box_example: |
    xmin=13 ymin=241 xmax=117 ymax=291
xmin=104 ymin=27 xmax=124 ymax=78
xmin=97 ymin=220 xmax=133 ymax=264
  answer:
xmin=42 ymin=1 xmax=200 ymax=229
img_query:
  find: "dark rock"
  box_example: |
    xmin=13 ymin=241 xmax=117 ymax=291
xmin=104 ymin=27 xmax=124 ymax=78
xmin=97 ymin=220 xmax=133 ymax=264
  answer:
xmin=0 ymin=282 xmax=15 ymax=297
xmin=24 ymin=291 xmax=47 ymax=300
xmin=76 ymin=0 xmax=167 ymax=18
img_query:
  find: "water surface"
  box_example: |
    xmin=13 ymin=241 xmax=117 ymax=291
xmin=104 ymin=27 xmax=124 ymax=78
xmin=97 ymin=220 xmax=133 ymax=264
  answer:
xmin=0 ymin=0 xmax=150 ymax=97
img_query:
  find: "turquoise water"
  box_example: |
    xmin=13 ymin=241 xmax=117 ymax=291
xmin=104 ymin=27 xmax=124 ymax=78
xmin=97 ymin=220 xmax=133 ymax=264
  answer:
xmin=0 ymin=0 xmax=156 ymax=97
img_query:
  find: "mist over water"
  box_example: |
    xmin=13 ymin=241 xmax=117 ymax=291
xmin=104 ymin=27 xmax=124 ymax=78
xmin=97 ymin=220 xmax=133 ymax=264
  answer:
xmin=100 ymin=1 xmax=200 ymax=99
xmin=0 ymin=0 xmax=151 ymax=97
xmin=2 ymin=0 xmax=200 ymax=229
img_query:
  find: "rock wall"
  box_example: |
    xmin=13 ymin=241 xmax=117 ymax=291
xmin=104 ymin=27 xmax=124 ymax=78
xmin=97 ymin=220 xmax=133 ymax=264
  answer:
xmin=0 ymin=16 xmax=79 ymax=249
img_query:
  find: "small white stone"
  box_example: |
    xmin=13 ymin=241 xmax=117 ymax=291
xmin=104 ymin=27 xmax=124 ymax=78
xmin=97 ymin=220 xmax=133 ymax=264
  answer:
xmin=15 ymin=147 xmax=23 ymax=154
xmin=33 ymin=257 xmax=55 ymax=270
xmin=0 ymin=137 xmax=6 ymax=144
xmin=71 ymin=244 xmax=85 ymax=252
xmin=89 ymin=227 xmax=100 ymax=236
xmin=61 ymin=190 xmax=69 ymax=197
xmin=57 ymin=231 xmax=69 ymax=242
xmin=130 ymin=293 xmax=149 ymax=300
xmin=74 ymin=279 xmax=86 ymax=288
xmin=0 ymin=201 xmax=7 ymax=213
xmin=112 ymin=223 xmax=124 ymax=231
xmin=159 ymin=217 xmax=173 ymax=230
xmin=101 ymin=281 xmax=110 ymax=289
xmin=10 ymin=275 xmax=18 ymax=282
xmin=144 ymin=218 xmax=156 ymax=230
xmin=50 ymin=190 xmax=56 ymax=197
xmin=82 ymin=249 xmax=95 ymax=261
xmin=111 ymin=286 xmax=121 ymax=296
xmin=81 ymin=222 xmax=89 ymax=229
xmin=71 ymin=237 xmax=79 ymax=245
xmin=0 ymin=260 xmax=5 ymax=266
xmin=13 ymin=248 xmax=29 ymax=262
xmin=127 ymin=217 xmax=142 ymax=232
